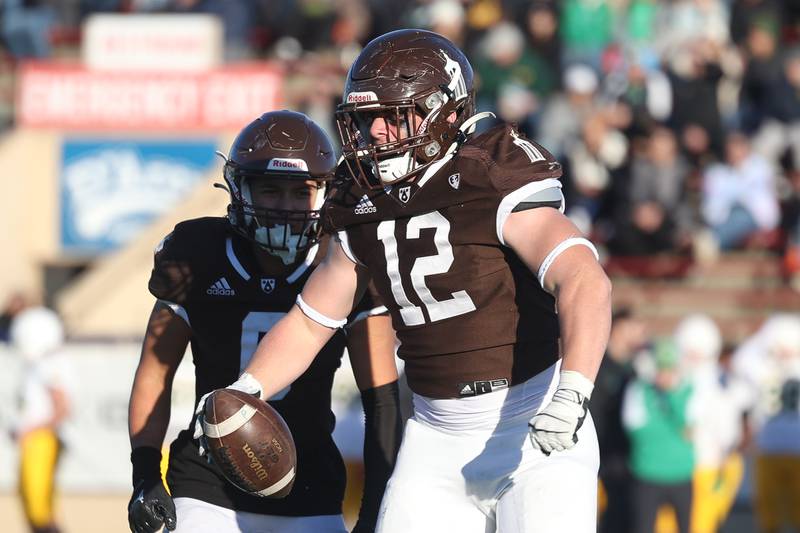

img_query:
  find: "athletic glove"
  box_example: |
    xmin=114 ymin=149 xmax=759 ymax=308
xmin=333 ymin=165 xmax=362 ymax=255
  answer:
xmin=192 ymin=372 xmax=264 ymax=456
xmin=528 ymin=370 xmax=594 ymax=455
xmin=128 ymin=447 xmax=176 ymax=533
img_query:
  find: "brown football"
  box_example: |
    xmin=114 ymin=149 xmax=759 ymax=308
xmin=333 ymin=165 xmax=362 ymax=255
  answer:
xmin=202 ymin=389 xmax=296 ymax=498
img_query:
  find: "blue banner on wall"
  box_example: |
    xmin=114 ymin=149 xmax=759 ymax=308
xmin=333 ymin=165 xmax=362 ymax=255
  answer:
xmin=60 ymin=140 xmax=217 ymax=253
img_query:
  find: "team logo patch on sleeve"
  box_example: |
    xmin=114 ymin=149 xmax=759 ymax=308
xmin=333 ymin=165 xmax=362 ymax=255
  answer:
xmin=260 ymin=278 xmax=276 ymax=294
xmin=448 ymin=173 xmax=460 ymax=189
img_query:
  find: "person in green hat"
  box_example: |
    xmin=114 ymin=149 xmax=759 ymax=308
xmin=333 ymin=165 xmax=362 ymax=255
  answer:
xmin=622 ymin=338 xmax=697 ymax=533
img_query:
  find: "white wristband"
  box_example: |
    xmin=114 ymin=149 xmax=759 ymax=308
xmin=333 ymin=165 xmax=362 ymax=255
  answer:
xmin=558 ymin=370 xmax=594 ymax=400
xmin=296 ymin=295 xmax=347 ymax=329
xmin=537 ymin=237 xmax=599 ymax=287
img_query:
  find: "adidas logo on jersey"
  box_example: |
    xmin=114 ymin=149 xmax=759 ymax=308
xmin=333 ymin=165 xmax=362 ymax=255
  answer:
xmin=354 ymin=194 xmax=377 ymax=215
xmin=207 ymin=277 xmax=235 ymax=296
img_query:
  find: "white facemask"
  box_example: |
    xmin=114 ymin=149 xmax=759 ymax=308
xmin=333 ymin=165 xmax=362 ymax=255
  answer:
xmin=254 ymin=224 xmax=309 ymax=265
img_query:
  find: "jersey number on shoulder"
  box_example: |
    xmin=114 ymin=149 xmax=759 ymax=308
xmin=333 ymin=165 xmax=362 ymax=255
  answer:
xmin=511 ymin=130 xmax=545 ymax=163
xmin=240 ymin=312 xmax=290 ymax=400
xmin=377 ymin=211 xmax=476 ymax=327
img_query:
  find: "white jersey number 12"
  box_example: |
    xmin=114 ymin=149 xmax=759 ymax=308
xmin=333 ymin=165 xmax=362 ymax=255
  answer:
xmin=377 ymin=211 xmax=476 ymax=326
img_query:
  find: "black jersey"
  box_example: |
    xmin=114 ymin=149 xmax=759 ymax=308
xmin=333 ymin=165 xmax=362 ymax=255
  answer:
xmin=149 ymin=217 xmax=383 ymax=516
xmin=324 ymin=124 xmax=563 ymax=399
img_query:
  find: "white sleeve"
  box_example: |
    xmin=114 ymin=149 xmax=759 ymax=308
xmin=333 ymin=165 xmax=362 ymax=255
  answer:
xmin=336 ymin=231 xmax=363 ymax=265
xmin=159 ymin=299 xmax=190 ymax=327
xmin=346 ymin=305 xmax=389 ymax=328
xmin=495 ymin=178 xmax=563 ymax=245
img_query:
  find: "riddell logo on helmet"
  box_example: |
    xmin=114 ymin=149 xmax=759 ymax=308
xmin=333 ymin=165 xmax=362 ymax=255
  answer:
xmin=346 ymin=92 xmax=378 ymax=103
xmin=267 ymin=158 xmax=309 ymax=172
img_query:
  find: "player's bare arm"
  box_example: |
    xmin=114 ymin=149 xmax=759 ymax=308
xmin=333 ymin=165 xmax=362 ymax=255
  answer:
xmin=129 ymin=301 xmax=190 ymax=449
xmin=504 ymin=206 xmax=612 ymax=454
xmin=128 ymin=301 xmax=188 ymax=533
xmin=503 ymin=207 xmax=611 ymax=379
xmin=243 ymin=237 xmax=368 ymax=399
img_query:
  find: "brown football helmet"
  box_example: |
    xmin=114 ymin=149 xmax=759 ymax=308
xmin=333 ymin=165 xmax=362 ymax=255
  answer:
xmin=221 ymin=110 xmax=336 ymax=262
xmin=336 ymin=29 xmax=475 ymax=189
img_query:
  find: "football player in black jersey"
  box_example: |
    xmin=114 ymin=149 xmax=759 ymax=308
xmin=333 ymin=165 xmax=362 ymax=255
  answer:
xmin=198 ymin=31 xmax=612 ymax=533
xmin=127 ymin=111 xmax=401 ymax=533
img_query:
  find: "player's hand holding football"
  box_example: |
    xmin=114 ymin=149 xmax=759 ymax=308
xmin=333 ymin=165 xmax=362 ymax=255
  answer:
xmin=192 ymin=372 xmax=264 ymax=455
xmin=128 ymin=447 xmax=176 ymax=533
xmin=528 ymin=370 xmax=594 ymax=454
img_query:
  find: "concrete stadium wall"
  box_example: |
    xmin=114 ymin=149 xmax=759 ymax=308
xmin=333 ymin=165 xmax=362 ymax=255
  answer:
xmin=0 ymin=128 xmax=237 ymax=336
xmin=0 ymin=130 xmax=61 ymax=301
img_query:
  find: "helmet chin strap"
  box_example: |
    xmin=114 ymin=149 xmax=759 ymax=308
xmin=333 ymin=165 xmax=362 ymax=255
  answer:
xmin=254 ymin=224 xmax=308 ymax=265
xmin=444 ymin=111 xmax=496 ymax=156
xmin=240 ymin=179 xmax=256 ymax=227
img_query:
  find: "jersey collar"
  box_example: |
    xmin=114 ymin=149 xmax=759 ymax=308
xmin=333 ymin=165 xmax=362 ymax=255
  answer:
xmin=226 ymin=234 xmax=319 ymax=284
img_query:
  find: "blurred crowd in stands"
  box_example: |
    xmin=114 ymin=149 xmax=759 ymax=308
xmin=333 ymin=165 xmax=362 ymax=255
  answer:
xmin=3 ymin=0 xmax=800 ymax=282
xmin=593 ymin=308 xmax=800 ymax=533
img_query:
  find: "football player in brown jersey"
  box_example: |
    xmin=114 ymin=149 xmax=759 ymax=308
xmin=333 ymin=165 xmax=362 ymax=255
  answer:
xmin=198 ymin=30 xmax=612 ymax=532
xmin=127 ymin=111 xmax=401 ymax=533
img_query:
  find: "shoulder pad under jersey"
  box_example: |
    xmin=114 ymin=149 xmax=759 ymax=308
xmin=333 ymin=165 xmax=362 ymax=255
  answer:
xmin=148 ymin=217 xmax=229 ymax=304
xmin=459 ymin=123 xmax=562 ymax=195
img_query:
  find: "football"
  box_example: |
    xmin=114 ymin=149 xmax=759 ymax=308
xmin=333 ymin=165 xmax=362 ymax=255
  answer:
xmin=202 ymin=389 xmax=296 ymax=498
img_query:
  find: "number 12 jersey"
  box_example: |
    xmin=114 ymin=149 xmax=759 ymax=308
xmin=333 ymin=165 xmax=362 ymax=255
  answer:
xmin=324 ymin=124 xmax=565 ymax=399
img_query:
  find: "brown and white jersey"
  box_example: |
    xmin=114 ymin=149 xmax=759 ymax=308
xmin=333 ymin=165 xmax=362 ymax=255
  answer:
xmin=324 ymin=123 xmax=564 ymax=399
xmin=149 ymin=217 xmax=384 ymax=516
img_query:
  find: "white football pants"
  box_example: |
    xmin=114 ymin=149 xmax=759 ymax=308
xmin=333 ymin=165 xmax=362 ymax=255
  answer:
xmin=172 ymin=497 xmax=347 ymax=533
xmin=377 ymin=362 xmax=599 ymax=533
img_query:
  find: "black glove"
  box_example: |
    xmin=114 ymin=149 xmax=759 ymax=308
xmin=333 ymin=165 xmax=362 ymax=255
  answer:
xmin=128 ymin=447 xmax=176 ymax=533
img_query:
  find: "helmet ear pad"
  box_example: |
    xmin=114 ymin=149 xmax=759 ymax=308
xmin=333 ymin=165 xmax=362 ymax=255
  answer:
xmin=416 ymin=92 xmax=468 ymax=163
